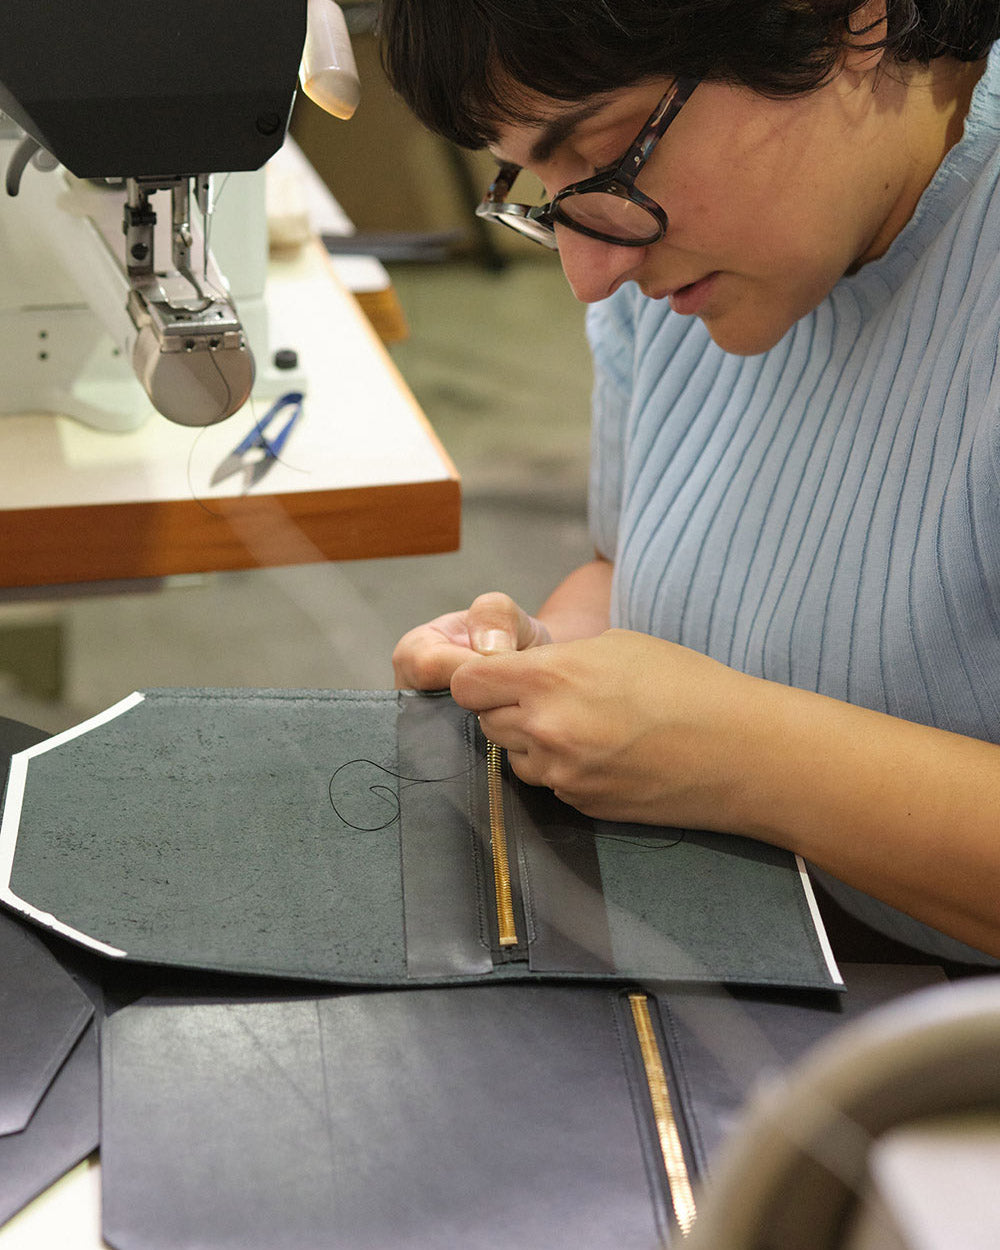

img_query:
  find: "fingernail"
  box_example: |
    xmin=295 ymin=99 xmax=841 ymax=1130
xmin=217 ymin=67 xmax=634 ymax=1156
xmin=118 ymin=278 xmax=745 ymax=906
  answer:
xmin=475 ymin=629 xmax=514 ymax=654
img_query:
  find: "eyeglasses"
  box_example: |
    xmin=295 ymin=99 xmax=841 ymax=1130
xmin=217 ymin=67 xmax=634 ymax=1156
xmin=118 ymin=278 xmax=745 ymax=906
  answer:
xmin=475 ymin=77 xmax=699 ymax=250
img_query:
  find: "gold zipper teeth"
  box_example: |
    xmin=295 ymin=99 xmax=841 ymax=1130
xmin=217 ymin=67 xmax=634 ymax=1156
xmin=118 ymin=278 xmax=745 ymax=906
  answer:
xmin=628 ymin=992 xmax=697 ymax=1237
xmin=486 ymin=739 xmax=518 ymax=947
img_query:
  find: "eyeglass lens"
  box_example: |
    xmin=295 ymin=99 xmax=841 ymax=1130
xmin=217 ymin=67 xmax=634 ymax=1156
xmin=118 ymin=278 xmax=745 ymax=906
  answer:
xmin=554 ymin=191 xmax=660 ymax=242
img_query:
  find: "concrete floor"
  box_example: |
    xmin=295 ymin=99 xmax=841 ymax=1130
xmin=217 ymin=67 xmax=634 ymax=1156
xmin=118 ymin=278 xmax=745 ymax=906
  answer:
xmin=0 ymin=256 xmax=596 ymax=733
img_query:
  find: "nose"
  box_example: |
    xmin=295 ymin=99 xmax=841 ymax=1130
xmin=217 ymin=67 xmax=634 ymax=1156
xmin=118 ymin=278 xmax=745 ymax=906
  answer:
xmin=554 ymin=225 xmax=644 ymax=303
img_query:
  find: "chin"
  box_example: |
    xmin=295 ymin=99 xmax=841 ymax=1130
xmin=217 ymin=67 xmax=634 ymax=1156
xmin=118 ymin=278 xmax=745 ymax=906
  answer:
xmin=701 ymin=313 xmax=793 ymax=356
xmin=699 ymin=277 xmax=836 ymax=355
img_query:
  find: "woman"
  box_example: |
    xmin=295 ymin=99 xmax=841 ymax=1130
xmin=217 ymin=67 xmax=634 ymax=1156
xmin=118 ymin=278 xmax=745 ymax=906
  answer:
xmin=382 ymin=0 xmax=1000 ymax=959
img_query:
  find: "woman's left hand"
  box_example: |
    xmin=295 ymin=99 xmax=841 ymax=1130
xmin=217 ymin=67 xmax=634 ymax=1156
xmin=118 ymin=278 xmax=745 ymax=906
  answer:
xmin=450 ymin=627 xmax=765 ymax=830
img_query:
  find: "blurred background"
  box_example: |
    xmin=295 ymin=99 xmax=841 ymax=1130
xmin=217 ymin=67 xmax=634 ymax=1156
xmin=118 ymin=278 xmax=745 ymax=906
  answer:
xmin=0 ymin=14 xmax=597 ymax=733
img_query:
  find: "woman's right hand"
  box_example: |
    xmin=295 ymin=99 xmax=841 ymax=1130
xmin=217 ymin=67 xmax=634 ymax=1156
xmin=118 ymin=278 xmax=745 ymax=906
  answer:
xmin=392 ymin=591 xmax=552 ymax=690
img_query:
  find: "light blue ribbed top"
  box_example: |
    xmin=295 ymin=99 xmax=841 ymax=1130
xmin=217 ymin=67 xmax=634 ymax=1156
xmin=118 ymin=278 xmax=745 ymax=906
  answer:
xmin=588 ymin=48 xmax=1000 ymax=746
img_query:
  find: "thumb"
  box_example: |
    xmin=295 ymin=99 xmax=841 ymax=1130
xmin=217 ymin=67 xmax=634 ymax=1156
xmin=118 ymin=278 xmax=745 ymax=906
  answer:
xmin=467 ymin=592 xmax=548 ymax=655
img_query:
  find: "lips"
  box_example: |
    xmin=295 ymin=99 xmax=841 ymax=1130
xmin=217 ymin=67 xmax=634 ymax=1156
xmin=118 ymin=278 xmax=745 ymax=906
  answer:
xmin=666 ymin=272 xmax=720 ymax=316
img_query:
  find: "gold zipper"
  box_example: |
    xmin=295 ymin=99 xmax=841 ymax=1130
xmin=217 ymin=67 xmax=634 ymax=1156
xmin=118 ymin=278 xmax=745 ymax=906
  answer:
xmin=485 ymin=739 xmax=518 ymax=947
xmin=628 ymin=992 xmax=697 ymax=1237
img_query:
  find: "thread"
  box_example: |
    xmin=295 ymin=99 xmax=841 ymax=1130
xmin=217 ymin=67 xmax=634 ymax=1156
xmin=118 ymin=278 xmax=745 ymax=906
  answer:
xmin=327 ymin=753 xmax=686 ymax=849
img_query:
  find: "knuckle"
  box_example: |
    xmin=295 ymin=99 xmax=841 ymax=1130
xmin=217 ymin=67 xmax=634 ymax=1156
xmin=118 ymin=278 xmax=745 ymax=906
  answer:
xmin=525 ymin=711 xmax=564 ymax=755
xmin=404 ymin=654 xmax=444 ymax=691
xmin=544 ymin=758 xmax=580 ymax=797
xmin=448 ymin=666 xmax=469 ymax=702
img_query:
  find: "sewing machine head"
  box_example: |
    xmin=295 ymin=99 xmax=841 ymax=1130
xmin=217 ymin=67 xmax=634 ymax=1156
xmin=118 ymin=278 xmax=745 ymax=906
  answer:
xmin=0 ymin=0 xmax=358 ymax=429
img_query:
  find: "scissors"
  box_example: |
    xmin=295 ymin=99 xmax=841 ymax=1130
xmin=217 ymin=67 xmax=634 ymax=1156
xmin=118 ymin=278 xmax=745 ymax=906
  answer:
xmin=210 ymin=391 xmax=304 ymax=490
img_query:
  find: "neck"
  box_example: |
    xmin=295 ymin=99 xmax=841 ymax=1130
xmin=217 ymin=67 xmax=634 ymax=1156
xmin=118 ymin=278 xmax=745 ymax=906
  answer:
xmin=854 ymin=56 xmax=987 ymax=268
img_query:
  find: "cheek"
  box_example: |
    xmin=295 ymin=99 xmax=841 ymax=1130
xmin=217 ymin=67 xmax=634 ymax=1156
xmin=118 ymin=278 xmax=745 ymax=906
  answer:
xmin=665 ymin=125 xmax=823 ymax=256
xmin=662 ymin=160 xmax=768 ymax=255
xmin=656 ymin=143 xmax=858 ymax=313
xmin=674 ymin=183 xmax=844 ymax=284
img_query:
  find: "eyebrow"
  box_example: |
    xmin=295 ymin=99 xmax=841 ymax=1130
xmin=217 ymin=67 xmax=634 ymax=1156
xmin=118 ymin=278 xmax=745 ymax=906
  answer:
xmin=525 ymin=98 xmax=607 ymax=164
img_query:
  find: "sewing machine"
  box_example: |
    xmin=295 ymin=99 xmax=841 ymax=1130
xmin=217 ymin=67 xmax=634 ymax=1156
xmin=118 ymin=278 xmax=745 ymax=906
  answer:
xmin=0 ymin=0 xmax=359 ymax=431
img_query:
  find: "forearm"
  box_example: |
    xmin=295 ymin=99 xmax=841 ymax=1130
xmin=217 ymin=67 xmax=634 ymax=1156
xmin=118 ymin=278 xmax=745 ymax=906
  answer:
xmin=536 ymin=556 xmax=613 ymax=642
xmin=738 ymin=678 xmax=1000 ymax=957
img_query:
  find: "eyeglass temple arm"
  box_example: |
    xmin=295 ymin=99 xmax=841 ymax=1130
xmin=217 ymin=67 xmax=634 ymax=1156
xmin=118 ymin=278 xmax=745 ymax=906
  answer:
xmin=482 ymin=163 xmax=521 ymax=205
xmin=620 ymin=76 xmax=700 ymax=177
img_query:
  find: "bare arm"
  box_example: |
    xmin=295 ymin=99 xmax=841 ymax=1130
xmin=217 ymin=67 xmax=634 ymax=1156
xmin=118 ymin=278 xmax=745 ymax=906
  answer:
xmin=741 ymin=677 xmax=1000 ymax=957
xmin=535 ymin=555 xmax=613 ymax=641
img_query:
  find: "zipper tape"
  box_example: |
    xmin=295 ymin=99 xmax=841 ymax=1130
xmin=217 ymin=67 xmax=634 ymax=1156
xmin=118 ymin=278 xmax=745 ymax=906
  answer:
xmin=628 ymin=991 xmax=698 ymax=1237
xmin=486 ymin=739 xmax=519 ymax=948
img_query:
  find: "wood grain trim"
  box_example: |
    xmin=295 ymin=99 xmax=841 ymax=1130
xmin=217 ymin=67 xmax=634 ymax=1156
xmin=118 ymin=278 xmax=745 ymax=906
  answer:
xmin=0 ymin=478 xmax=461 ymax=588
xmin=354 ymin=287 xmax=410 ymax=344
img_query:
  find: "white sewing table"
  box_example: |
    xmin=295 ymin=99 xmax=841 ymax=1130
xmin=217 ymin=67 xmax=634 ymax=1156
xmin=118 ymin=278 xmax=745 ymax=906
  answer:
xmin=0 ymin=238 xmax=459 ymax=590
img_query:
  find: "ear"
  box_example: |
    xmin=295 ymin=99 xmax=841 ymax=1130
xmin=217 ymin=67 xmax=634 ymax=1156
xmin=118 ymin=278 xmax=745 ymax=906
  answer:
xmin=841 ymin=0 xmax=888 ymax=77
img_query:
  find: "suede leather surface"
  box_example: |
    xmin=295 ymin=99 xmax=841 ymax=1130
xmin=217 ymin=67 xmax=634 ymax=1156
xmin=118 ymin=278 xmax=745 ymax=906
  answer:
xmin=4 ymin=689 xmax=838 ymax=989
xmin=8 ymin=689 xmax=408 ymax=981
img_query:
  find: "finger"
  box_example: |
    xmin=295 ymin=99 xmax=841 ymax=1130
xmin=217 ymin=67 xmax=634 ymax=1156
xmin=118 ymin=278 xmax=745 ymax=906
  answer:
xmin=467 ymin=592 xmax=520 ymax=654
xmin=450 ymin=650 xmax=527 ymax=712
xmin=503 ymin=747 xmax=548 ymax=790
xmin=392 ymin=638 xmax=477 ymax=691
xmin=476 ymin=706 xmax=532 ymax=755
xmin=466 ymin=592 xmax=549 ymax=655
xmin=502 ymin=746 xmax=596 ymax=812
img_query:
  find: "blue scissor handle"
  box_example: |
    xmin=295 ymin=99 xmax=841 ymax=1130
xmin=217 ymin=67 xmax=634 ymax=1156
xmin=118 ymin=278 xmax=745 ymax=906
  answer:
xmin=231 ymin=391 xmax=304 ymax=458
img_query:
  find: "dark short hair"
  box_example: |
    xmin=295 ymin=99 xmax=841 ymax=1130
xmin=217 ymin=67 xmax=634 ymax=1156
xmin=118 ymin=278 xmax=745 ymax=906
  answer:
xmin=377 ymin=0 xmax=1000 ymax=147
